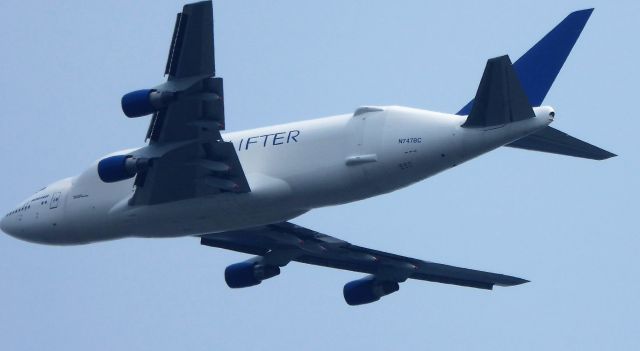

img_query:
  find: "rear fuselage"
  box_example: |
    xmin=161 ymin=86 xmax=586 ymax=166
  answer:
xmin=0 ymin=106 xmax=553 ymax=244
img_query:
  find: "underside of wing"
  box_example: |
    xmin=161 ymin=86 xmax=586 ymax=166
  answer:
xmin=117 ymin=1 xmax=250 ymax=205
xmin=200 ymin=222 xmax=528 ymax=305
xmin=164 ymin=0 xmax=215 ymax=79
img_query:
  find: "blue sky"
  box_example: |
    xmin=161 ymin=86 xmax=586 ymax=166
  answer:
xmin=0 ymin=1 xmax=637 ymax=350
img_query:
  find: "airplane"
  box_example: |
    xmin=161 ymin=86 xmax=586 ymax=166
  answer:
xmin=0 ymin=1 xmax=615 ymax=305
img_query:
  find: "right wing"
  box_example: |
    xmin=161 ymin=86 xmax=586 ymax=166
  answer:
xmin=200 ymin=222 xmax=528 ymax=290
xmin=129 ymin=1 xmax=250 ymax=205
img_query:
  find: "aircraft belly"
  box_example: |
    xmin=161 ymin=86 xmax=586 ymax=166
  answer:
xmin=108 ymin=173 xmax=306 ymax=238
xmin=120 ymin=200 xmax=307 ymax=238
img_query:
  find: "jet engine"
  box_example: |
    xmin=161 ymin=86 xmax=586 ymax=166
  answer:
xmin=225 ymin=261 xmax=281 ymax=288
xmin=97 ymin=155 xmax=150 ymax=183
xmin=121 ymin=89 xmax=176 ymax=118
xmin=343 ymin=276 xmax=400 ymax=306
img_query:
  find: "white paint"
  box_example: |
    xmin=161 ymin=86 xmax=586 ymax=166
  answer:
xmin=0 ymin=106 xmax=554 ymax=245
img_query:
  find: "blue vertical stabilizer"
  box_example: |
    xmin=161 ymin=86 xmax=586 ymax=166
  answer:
xmin=457 ymin=9 xmax=593 ymax=115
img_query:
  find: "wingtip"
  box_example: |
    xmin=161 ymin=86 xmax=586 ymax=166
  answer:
xmin=509 ymin=277 xmax=530 ymax=286
xmin=594 ymin=150 xmax=617 ymax=160
xmin=496 ymin=277 xmax=530 ymax=287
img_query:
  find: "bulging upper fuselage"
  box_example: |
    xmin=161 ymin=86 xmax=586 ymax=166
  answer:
xmin=0 ymin=105 xmax=554 ymax=245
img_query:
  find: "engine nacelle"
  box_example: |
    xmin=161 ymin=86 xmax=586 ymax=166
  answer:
xmin=121 ymin=89 xmax=175 ymax=118
xmin=343 ymin=276 xmax=400 ymax=306
xmin=224 ymin=261 xmax=281 ymax=289
xmin=97 ymin=155 xmax=149 ymax=183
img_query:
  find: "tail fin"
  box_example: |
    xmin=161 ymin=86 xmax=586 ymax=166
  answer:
xmin=457 ymin=9 xmax=594 ymax=115
xmin=457 ymin=9 xmax=616 ymax=160
xmin=462 ymin=55 xmax=534 ymax=128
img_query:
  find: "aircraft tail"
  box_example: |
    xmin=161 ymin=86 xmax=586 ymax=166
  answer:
xmin=507 ymin=127 xmax=615 ymax=160
xmin=457 ymin=9 xmax=615 ymax=160
xmin=457 ymin=9 xmax=594 ymax=115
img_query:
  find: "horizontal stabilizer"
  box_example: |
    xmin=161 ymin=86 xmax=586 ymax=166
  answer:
xmin=462 ymin=55 xmax=535 ymax=128
xmin=507 ymin=126 xmax=616 ymax=160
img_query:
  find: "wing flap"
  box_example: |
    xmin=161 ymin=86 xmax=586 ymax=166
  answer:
xmin=165 ymin=1 xmax=215 ymax=79
xmin=413 ymin=262 xmax=528 ymax=289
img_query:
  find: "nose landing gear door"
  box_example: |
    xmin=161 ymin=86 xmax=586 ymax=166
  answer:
xmin=50 ymin=192 xmax=61 ymax=209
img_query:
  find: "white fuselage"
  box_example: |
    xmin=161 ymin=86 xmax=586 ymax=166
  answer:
xmin=0 ymin=106 xmax=554 ymax=245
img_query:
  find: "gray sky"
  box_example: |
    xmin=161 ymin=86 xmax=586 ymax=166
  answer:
xmin=0 ymin=1 xmax=637 ymax=350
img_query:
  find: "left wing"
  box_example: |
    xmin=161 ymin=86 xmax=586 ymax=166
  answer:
xmin=128 ymin=1 xmax=249 ymax=205
xmin=200 ymin=222 xmax=528 ymax=304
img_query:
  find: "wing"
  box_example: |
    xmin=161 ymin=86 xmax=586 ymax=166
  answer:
xmin=200 ymin=222 xmax=528 ymax=289
xmin=130 ymin=1 xmax=249 ymax=205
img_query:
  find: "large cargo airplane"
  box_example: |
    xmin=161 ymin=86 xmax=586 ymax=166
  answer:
xmin=1 ymin=1 xmax=614 ymax=305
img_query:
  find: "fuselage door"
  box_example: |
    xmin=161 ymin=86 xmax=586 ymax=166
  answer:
xmin=348 ymin=107 xmax=386 ymax=158
xmin=346 ymin=107 xmax=387 ymax=193
xmin=50 ymin=192 xmax=61 ymax=209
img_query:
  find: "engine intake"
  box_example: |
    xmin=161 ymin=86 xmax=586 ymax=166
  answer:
xmin=343 ymin=276 xmax=400 ymax=306
xmin=97 ymin=155 xmax=150 ymax=183
xmin=121 ymin=89 xmax=176 ymax=118
xmin=225 ymin=261 xmax=281 ymax=289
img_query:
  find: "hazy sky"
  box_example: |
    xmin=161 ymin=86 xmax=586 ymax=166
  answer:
xmin=0 ymin=1 xmax=637 ymax=350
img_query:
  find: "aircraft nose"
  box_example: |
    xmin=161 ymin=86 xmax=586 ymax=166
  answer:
xmin=1 ymin=210 xmax=45 ymax=244
xmin=0 ymin=215 xmax=11 ymax=235
xmin=1 ymin=211 xmax=27 ymax=240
